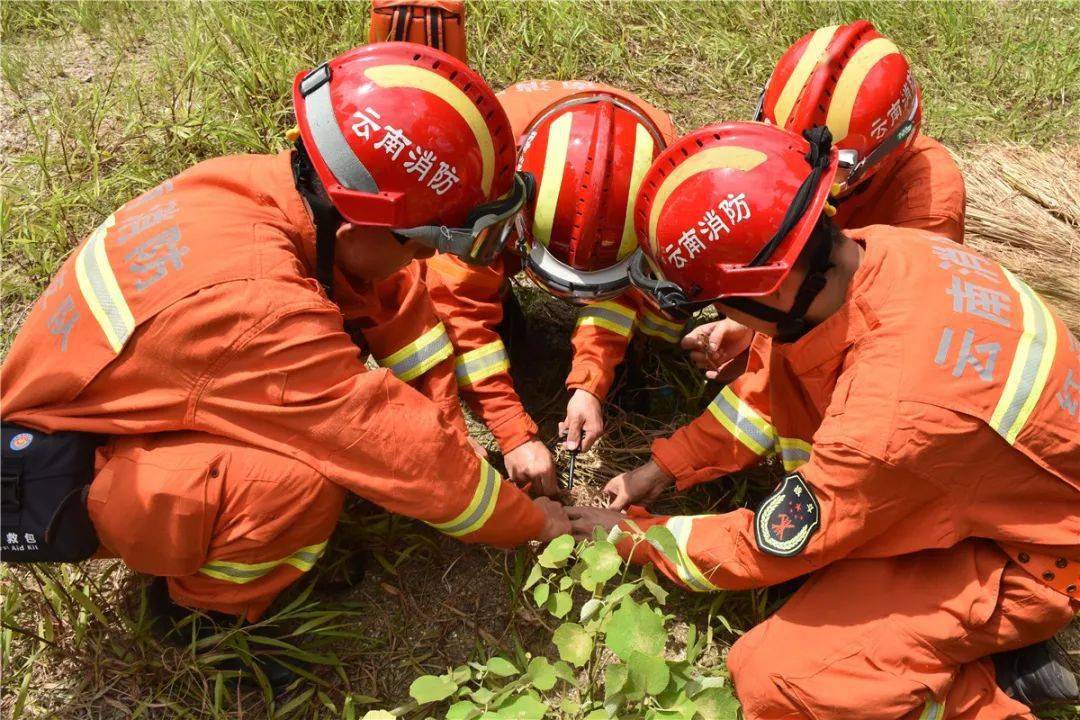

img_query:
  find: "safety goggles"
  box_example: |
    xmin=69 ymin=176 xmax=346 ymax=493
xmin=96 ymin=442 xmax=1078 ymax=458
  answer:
xmin=630 ymin=126 xmax=836 ymax=317
xmin=392 ymin=171 xmax=534 ymax=265
xmin=834 ymin=95 xmax=919 ymax=191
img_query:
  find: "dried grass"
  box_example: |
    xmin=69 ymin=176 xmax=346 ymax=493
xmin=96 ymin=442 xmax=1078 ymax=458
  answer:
xmin=958 ymin=144 xmax=1080 ymax=333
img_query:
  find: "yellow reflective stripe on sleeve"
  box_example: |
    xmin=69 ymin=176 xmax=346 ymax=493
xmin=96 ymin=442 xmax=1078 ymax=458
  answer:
xmin=990 ymin=269 xmax=1059 ymax=444
xmin=198 ymin=541 xmax=328 ymax=585
xmin=652 ymin=516 xmax=719 ymax=592
xmin=377 ymin=322 xmax=453 ymax=382
xmin=455 ymin=340 xmax=510 ymax=387
xmin=74 ymin=214 xmax=135 ymax=354
xmin=778 ymin=437 xmax=812 ymax=471
xmin=707 ymin=386 xmax=777 ymax=456
xmin=576 ymin=300 xmax=636 ymax=338
xmin=918 ymin=696 xmax=946 ymax=720
xmin=636 ymin=307 xmax=684 ymax=343
xmin=427 ymin=459 xmax=501 ymax=537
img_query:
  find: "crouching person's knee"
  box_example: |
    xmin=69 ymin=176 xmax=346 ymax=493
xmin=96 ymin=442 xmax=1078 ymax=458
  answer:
xmin=727 ymin=628 xmax=802 ymax=720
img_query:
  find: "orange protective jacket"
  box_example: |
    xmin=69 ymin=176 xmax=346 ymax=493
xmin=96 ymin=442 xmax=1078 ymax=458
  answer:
xmin=1 ymin=151 xmax=544 ymax=550
xmin=423 ymin=81 xmax=681 ymax=452
xmin=833 ymin=133 xmax=967 ymax=243
xmin=368 ymin=0 xmax=466 ymax=62
xmin=628 ymin=226 xmax=1078 ymax=597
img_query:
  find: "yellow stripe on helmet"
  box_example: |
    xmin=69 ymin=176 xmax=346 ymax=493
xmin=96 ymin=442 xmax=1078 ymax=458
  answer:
xmin=364 ymin=65 xmax=496 ymax=195
xmin=532 ymin=112 xmax=574 ymax=248
xmin=618 ymin=122 xmax=656 ymax=260
xmin=825 ymin=38 xmax=900 ymax=143
xmin=773 ymin=25 xmax=840 ymax=127
xmin=647 ymin=146 xmax=767 ymax=254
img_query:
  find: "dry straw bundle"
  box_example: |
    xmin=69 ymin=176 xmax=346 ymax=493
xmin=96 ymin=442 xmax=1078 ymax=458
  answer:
xmin=958 ymin=144 xmax=1080 ymax=333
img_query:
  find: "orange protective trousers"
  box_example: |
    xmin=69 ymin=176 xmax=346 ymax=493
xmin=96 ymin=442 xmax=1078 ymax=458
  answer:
xmin=728 ymin=541 xmax=1077 ymax=719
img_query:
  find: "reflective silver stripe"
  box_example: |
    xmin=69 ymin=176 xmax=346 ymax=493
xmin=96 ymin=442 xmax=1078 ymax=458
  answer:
xmin=429 ymin=460 xmax=501 ymax=537
xmin=637 ymin=312 xmax=682 ymax=342
xmin=662 ymin=516 xmax=719 ymax=592
xmin=578 ymin=306 xmax=635 ymax=335
xmin=455 ymin=341 xmax=509 ymax=385
xmin=990 ymin=269 xmax=1058 ymax=444
xmin=387 ymin=328 xmax=453 ymax=380
xmin=78 ymin=229 xmax=134 ymax=351
xmin=778 ymin=437 xmax=812 ymax=471
xmin=708 ymin=387 xmax=777 ymax=456
xmin=303 ymin=80 xmax=378 ymax=192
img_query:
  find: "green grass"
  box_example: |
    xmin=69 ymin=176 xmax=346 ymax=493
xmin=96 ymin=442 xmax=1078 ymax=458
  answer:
xmin=1 ymin=1 xmax=1078 ymax=717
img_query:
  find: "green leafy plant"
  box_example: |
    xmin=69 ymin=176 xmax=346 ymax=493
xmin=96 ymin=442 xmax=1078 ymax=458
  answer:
xmin=379 ymin=531 xmax=738 ymax=720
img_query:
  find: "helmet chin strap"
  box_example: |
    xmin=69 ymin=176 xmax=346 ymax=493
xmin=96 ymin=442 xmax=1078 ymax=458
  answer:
xmin=291 ymin=140 xmax=343 ymax=300
xmin=718 ymin=222 xmax=835 ymax=343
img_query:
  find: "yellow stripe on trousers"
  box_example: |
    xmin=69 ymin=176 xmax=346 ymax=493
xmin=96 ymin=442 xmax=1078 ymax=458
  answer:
xmin=198 ymin=541 xmax=328 ymax=584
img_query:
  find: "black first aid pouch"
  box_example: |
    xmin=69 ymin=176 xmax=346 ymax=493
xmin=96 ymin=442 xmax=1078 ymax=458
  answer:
xmin=1 ymin=423 xmax=102 ymax=562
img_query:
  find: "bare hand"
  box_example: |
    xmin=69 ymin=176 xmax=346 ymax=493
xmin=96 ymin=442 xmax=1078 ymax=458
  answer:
xmin=558 ymin=389 xmax=604 ymax=452
xmin=566 ymin=506 xmax=625 ymax=539
xmin=604 ymin=461 xmax=674 ymax=511
xmin=680 ymin=319 xmax=754 ymax=380
xmin=504 ymin=439 xmax=559 ymax=497
xmin=534 ymin=497 xmax=572 ymax=541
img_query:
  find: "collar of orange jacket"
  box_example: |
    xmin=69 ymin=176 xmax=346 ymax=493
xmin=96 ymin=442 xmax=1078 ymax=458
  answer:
xmin=773 ymin=234 xmax=884 ymax=376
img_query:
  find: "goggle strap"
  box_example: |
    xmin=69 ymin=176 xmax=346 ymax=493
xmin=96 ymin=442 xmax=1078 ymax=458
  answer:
xmin=748 ymin=125 xmax=833 ymax=267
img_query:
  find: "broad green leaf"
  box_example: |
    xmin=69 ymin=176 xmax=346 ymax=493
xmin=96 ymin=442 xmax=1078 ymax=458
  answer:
xmin=642 ymin=565 xmax=670 ymax=605
xmin=537 ymin=535 xmax=575 ymax=568
xmin=644 ymin=525 xmax=679 ymax=562
xmin=492 ymin=693 xmax=548 ymax=719
xmin=446 ymin=700 xmax=478 ymax=720
xmin=559 ymin=698 xmax=581 ymax=715
xmin=552 ymin=660 xmax=576 ymax=683
xmin=585 ymin=710 xmax=613 ymax=720
xmin=559 ymin=576 xmax=574 ymax=590
xmin=628 ymin=651 xmax=671 ymax=695
xmin=579 ymin=598 xmax=602 ymax=622
xmin=523 ymin=564 xmax=543 ymax=590
xmin=552 ymin=622 xmax=593 ymax=666
xmin=580 ymin=541 xmax=622 ymax=584
xmin=533 ymin=583 xmax=550 ymax=607
xmin=360 ymin=712 xmax=395 ymax=720
xmin=449 ymin=665 xmax=472 ymax=685
xmin=685 ymin=675 xmax=727 ymax=697
xmin=409 ymin=675 xmax=457 ymax=704
xmin=692 ymin=686 xmax=740 ymax=719
xmin=607 ymin=582 xmax=638 ymax=606
xmin=526 ymin=657 xmax=557 ymax=691
xmin=485 ymin=657 xmax=519 ymax=677
xmin=605 ymin=599 xmax=667 ymax=661
xmin=471 ymin=687 xmax=494 ymax=704
xmin=604 ymin=662 xmax=629 ymax=699
xmin=546 ymin=591 xmax=573 ymax=619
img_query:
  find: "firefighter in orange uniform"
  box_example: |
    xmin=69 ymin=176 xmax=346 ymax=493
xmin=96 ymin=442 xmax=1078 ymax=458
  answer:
xmin=423 ymin=79 xmax=683 ymax=494
xmin=0 ymin=44 xmax=570 ymax=626
xmin=568 ymin=121 xmax=1079 ymax=717
xmin=688 ymin=21 xmax=969 ymax=380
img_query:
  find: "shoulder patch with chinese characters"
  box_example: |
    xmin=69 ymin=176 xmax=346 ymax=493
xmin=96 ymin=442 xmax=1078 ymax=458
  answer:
xmin=754 ymin=472 xmax=820 ymax=557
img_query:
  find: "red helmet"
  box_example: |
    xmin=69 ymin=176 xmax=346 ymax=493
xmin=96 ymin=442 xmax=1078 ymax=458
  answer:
xmin=758 ymin=20 xmax=920 ymax=192
xmin=293 ymin=42 xmax=528 ymax=264
xmin=630 ymin=122 xmax=837 ymax=317
xmin=514 ymin=92 xmax=667 ymax=303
